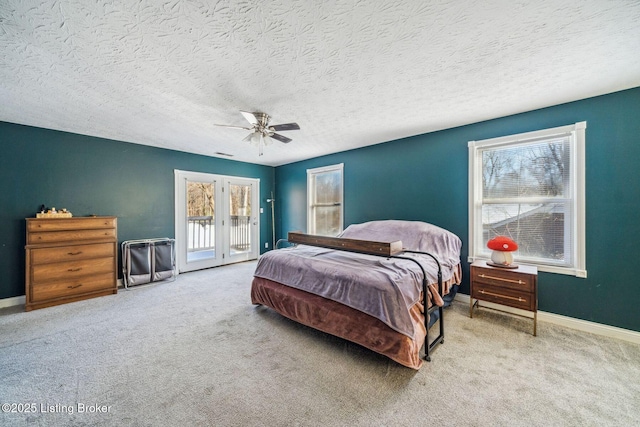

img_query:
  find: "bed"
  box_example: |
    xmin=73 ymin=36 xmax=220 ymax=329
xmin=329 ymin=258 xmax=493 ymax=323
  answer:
xmin=251 ymin=220 xmax=462 ymax=369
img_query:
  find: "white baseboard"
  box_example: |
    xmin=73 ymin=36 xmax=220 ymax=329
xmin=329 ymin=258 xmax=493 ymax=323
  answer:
xmin=0 ymin=295 xmax=26 ymax=309
xmin=456 ymin=293 xmax=640 ymax=345
xmin=0 ymin=280 xmax=124 ymax=310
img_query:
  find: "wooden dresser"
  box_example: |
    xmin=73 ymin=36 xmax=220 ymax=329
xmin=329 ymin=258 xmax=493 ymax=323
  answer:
xmin=25 ymin=216 xmax=118 ymax=311
xmin=469 ymin=260 xmax=538 ymax=335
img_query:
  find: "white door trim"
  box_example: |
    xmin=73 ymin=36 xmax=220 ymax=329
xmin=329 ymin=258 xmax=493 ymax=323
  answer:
xmin=174 ymin=170 xmax=260 ymax=273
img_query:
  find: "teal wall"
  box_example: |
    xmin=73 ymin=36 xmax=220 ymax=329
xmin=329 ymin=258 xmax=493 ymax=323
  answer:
xmin=0 ymin=122 xmax=275 ymax=300
xmin=275 ymin=87 xmax=640 ymax=332
xmin=3 ymin=87 xmax=639 ymax=332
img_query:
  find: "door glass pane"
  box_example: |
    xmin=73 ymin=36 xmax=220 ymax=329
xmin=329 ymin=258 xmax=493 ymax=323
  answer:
xmin=229 ymin=184 xmax=252 ymax=255
xmin=186 ymin=181 xmax=215 ymax=262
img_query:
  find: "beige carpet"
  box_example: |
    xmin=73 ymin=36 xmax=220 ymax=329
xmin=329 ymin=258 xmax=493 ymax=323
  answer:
xmin=1 ymin=260 xmax=639 ymax=427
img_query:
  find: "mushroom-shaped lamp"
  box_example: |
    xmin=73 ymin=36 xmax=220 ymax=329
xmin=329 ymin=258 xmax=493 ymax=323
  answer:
xmin=487 ymin=236 xmax=518 ymax=267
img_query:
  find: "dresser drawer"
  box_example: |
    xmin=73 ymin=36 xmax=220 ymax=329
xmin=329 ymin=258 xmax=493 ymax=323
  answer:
xmin=30 ymin=243 xmax=114 ymax=264
xmin=472 ymin=267 xmax=535 ymax=292
xmin=472 ymin=283 xmax=535 ymax=311
xmin=31 ymin=273 xmax=115 ymax=301
xmin=27 ymin=217 xmax=116 ymax=232
xmin=32 ymin=257 xmax=114 ymax=283
xmin=28 ymin=228 xmax=116 ymax=245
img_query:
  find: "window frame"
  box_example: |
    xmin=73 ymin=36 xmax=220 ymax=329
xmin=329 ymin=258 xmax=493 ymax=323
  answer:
xmin=307 ymin=163 xmax=344 ymax=236
xmin=468 ymin=122 xmax=587 ymax=277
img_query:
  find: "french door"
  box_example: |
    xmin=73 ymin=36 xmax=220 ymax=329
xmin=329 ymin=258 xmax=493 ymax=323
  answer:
xmin=174 ymin=170 xmax=259 ymax=273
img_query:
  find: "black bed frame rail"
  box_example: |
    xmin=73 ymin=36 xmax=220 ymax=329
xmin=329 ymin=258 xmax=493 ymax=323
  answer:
xmin=394 ymin=250 xmax=444 ymax=362
xmin=275 ymin=239 xmax=445 ymax=362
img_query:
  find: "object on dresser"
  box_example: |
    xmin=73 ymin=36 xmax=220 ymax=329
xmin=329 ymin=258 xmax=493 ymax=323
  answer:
xmin=36 ymin=204 xmax=73 ymax=218
xmin=121 ymin=238 xmax=177 ymax=288
xmin=486 ymin=235 xmax=518 ymax=268
xmin=25 ymin=216 xmax=118 ymax=311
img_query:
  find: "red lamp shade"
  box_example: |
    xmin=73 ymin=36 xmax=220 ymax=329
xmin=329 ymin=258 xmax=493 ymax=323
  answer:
xmin=487 ymin=236 xmax=518 ymax=252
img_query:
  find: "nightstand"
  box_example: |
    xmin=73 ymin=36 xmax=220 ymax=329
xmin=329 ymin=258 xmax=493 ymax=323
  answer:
xmin=469 ymin=260 xmax=538 ymax=336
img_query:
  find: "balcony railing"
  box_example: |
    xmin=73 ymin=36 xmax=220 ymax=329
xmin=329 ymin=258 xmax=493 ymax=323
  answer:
xmin=187 ymin=215 xmax=251 ymax=252
xmin=231 ymin=215 xmax=251 ymax=251
xmin=188 ymin=216 xmax=214 ymax=251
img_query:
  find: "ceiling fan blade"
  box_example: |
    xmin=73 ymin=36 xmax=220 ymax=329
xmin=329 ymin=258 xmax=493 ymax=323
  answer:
xmin=269 ymin=123 xmax=300 ymax=132
xmin=270 ymin=133 xmax=292 ymax=143
xmin=240 ymin=111 xmax=259 ymax=125
xmin=214 ymin=124 xmax=252 ymax=131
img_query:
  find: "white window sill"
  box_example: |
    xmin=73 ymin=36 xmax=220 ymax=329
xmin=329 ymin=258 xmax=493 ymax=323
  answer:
xmin=468 ymin=256 xmax=587 ymax=278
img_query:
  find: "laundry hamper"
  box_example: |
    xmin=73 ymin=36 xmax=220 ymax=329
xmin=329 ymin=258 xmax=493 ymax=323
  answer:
xmin=121 ymin=238 xmax=176 ymax=288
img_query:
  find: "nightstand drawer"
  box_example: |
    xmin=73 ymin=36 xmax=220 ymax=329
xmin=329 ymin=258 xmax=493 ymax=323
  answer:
xmin=472 ymin=267 xmax=535 ymax=292
xmin=472 ymin=283 xmax=535 ymax=311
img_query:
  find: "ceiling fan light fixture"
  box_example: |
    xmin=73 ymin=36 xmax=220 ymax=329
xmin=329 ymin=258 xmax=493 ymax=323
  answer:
xmin=247 ymin=132 xmax=262 ymax=145
xmin=245 ymin=131 xmax=266 ymax=156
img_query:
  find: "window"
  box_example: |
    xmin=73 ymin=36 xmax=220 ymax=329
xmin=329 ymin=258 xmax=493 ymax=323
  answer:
xmin=468 ymin=122 xmax=586 ymax=277
xmin=307 ymin=163 xmax=344 ymax=236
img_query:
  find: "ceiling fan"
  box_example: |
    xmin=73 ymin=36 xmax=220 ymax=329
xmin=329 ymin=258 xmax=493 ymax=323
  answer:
xmin=215 ymin=111 xmax=300 ymax=156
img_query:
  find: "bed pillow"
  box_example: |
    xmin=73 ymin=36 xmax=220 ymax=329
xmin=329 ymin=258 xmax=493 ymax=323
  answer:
xmin=338 ymin=220 xmax=462 ymax=269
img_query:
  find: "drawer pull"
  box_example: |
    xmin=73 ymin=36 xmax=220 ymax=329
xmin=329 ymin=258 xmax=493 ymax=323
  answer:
xmin=68 ymin=251 xmax=83 ymax=256
xmin=479 ymin=289 xmax=526 ymax=302
xmin=67 ymin=268 xmax=83 ymax=272
xmin=479 ymin=273 xmax=525 ymax=285
xmin=67 ymin=284 xmax=82 ymax=289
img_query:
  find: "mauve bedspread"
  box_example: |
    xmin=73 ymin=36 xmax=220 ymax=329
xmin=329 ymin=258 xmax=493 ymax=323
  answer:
xmin=251 ymin=277 xmax=429 ymax=369
xmin=251 ymin=267 xmax=462 ymax=369
xmin=253 ymin=220 xmax=462 ymax=338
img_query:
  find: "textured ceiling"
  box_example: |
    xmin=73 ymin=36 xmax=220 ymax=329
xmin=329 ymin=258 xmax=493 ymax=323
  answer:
xmin=1 ymin=1 xmax=640 ymax=166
